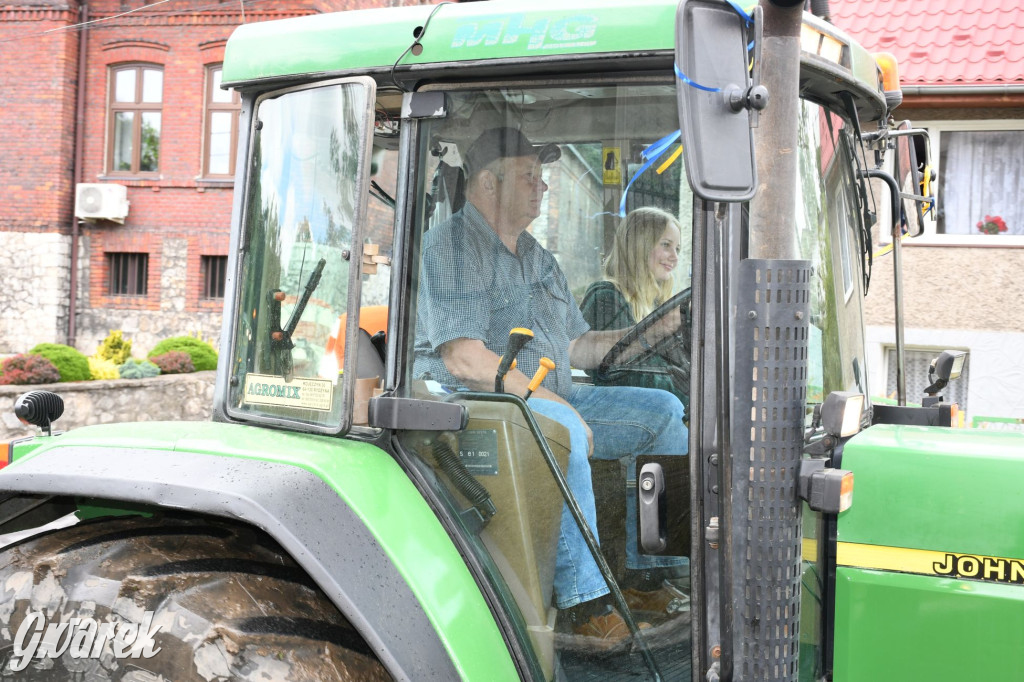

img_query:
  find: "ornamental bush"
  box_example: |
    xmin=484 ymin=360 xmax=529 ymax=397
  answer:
xmin=0 ymin=354 xmax=61 ymax=385
xmin=94 ymin=330 xmax=133 ymax=365
xmin=150 ymin=351 xmax=194 ymax=375
xmin=28 ymin=343 xmax=92 ymax=382
xmin=118 ymin=359 xmax=161 ymax=380
xmin=148 ymin=336 xmax=218 ymax=372
xmin=88 ymin=356 xmax=120 ymax=380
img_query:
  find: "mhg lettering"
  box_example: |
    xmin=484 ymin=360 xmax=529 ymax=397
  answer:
xmin=452 ymin=14 xmax=597 ymax=51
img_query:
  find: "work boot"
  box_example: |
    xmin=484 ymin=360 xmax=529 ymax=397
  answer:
xmin=623 ymin=580 xmax=690 ymax=616
xmin=572 ymin=607 xmax=651 ymax=651
xmin=561 ymin=596 xmax=650 ymax=650
xmin=620 ymin=566 xmax=691 ymax=617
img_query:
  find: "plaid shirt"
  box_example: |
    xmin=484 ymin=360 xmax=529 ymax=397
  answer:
xmin=413 ymin=203 xmax=590 ymax=399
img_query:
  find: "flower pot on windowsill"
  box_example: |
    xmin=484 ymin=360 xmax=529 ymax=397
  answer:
xmin=976 ymin=215 xmax=1008 ymax=234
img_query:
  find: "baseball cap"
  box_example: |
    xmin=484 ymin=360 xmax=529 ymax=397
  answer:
xmin=463 ymin=127 xmax=561 ymax=176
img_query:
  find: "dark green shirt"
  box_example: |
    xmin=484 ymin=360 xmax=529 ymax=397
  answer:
xmin=579 ymin=281 xmax=688 ymax=412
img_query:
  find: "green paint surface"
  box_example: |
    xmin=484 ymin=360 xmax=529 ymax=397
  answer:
xmin=834 ymin=567 xmax=1024 ymax=681
xmin=9 ymin=421 xmax=517 ymax=681
xmin=221 ymin=0 xmax=879 ymax=100
xmin=833 ymin=424 xmax=1024 ymax=680
xmin=223 ymin=0 xmax=679 ymax=85
xmin=839 ymin=423 xmax=1024 ymax=558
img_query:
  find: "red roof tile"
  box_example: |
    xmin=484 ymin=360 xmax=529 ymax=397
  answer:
xmin=829 ymin=0 xmax=1024 ymax=86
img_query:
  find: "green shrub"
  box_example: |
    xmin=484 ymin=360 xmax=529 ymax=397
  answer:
xmin=148 ymin=336 xmax=218 ymax=372
xmin=0 ymin=354 xmax=61 ymax=385
xmin=88 ymin=356 xmax=120 ymax=380
xmin=94 ymin=330 xmax=132 ymax=365
xmin=118 ymin=359 xmax=161 ymax=380
xmin=150 ymin=351 xmax=194 ymax=374
xmin=28 ymin=343 xmax=91 ymax=382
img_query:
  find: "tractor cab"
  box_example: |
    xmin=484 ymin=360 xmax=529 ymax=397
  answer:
xmin=210 ymin=22 xmax=893 ymax=674
xmin=217 ymin=75 xmax=699 ymax=678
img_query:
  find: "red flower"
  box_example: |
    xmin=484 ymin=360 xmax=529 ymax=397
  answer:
xmin=976 ymin=215 xmax=1008 ymax=234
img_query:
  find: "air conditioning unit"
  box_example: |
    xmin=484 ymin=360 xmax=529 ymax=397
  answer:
xmin=75 ymin=183 xmax=129 ymax=224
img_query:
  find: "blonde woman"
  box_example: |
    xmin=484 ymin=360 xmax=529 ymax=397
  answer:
xmin=580 ymin=207 xmax=687 ymax=411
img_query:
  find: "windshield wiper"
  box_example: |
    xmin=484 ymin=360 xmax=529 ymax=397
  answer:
xmin=267 ymin=258 xmax=327 ymax=381
xmin=370 ymin=180 xmax=396 ymax=209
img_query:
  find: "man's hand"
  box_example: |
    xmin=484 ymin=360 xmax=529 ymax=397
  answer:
xmin=582 ymin=416 xmax=594 ymax=457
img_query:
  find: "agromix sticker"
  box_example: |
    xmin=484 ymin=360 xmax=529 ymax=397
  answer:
xmin=243 ymin=373 xmax=334 ymax=412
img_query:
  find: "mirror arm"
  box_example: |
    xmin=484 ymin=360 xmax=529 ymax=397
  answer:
xmin=887 ymin=127 xmax=931 ymax=140
xmin=861 ymin=168 xmax=908 ymax=406
xmin=861 ymin=169 xmax=900 ymax=232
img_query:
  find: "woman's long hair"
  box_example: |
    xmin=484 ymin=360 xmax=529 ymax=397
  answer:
xmin=603 ymin=207 xmax=680 ymax=320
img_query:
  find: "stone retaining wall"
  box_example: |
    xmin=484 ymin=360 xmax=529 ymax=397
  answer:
xmin=0 ymin=232 xmax=72 ymax=354
xmin=0 ymin=372 xmax=215 ymax=440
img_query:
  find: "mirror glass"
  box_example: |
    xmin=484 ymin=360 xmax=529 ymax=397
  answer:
xmin=674 ymin=0 xmax=756 ymax=201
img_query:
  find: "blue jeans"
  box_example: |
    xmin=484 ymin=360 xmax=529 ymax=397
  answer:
xmin=530 ymin=384 xmax=688 ymax=609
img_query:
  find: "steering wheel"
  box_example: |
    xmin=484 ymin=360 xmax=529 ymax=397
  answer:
xmin=596 ymin=288 xmax=692 ymax=395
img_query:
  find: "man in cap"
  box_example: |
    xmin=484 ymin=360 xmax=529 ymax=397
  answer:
xmin=414 ymin=127 xmax=688 ymax=644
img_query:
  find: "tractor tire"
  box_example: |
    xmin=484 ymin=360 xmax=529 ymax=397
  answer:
xmin=0 ymin=514 xmax=391 ymax=681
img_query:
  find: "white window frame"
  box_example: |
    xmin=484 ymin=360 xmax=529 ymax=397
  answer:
xmin=907 ymin=119 xmax=1024 ymax=248
xmin=201 ymin=64 xmax=240 ymax=179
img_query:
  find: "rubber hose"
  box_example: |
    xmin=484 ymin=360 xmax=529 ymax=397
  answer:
xmin=433 ymin=440 xmax=494 ymax=517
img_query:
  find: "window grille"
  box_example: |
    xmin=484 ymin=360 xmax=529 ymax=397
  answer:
xmin=107 ymin=252 xmax=148 ymax=296
xmin=201 ymin=255 xmax=228 ymax=299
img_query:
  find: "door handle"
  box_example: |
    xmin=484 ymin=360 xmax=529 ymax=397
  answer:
xmin=639 ymin=462 xmax=667 ymax=553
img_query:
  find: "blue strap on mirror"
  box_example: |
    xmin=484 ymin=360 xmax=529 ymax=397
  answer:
xmin=674 ymin=62 xmax=720 ymax=93
xmin=621 ymin=0 xmax=755 ymax=216
xmin=724 ymin=0 xmax=754 ymax=26
xmin=618 ymin=129 xmax=682 ymax=218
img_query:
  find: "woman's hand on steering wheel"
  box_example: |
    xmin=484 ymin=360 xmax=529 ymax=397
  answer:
xmin=596 ymin=288 xmax=692 ymax=388
xmin=646 ymin=305 xmax=683 ymax=345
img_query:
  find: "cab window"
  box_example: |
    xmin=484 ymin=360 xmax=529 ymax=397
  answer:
xmin=398 ymin=82 xmax=694 ymax=679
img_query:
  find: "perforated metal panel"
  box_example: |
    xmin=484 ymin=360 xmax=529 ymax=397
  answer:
xmin=729 ymin=259 xmax=811 ymax=681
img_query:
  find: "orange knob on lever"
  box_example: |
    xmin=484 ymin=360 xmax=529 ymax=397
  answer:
xmin=496 ymin=328 xmax=534 ymax=392
xmin=524 ymin=357 xmax=555 ymax=400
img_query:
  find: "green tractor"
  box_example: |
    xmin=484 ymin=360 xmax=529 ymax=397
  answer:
xmin=3 ymin=1 xmax=1021 ymax=680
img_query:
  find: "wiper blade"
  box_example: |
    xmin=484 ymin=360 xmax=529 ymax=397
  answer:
xmin=370 ymin=180 xmax=396 ymax=209
xmin=284 ymin=258 xmax=327 ymax=336
xmin=267 ymin=258 xmax=327 ymax=381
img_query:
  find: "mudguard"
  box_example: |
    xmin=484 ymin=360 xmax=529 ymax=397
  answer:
xmin=1 ymin=421 xmax=518 ymax=682
xmin=833 ymin=423 xmax=1024 ymax=681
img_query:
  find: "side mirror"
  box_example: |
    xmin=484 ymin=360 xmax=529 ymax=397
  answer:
xmin=675 ymin=0 xmax=764 ymax=202
xmin=891 ymin=121 xmax=934 ymax=237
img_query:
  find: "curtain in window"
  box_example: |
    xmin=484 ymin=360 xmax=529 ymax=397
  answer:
xmin=938 ymin=130 xmax=1024 ymax=235
xmin=886 ymin=348 xmax=969 ymax=412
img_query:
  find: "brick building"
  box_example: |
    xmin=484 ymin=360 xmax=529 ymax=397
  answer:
xmin=0 ymin=0 xmax=428 ymax=357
